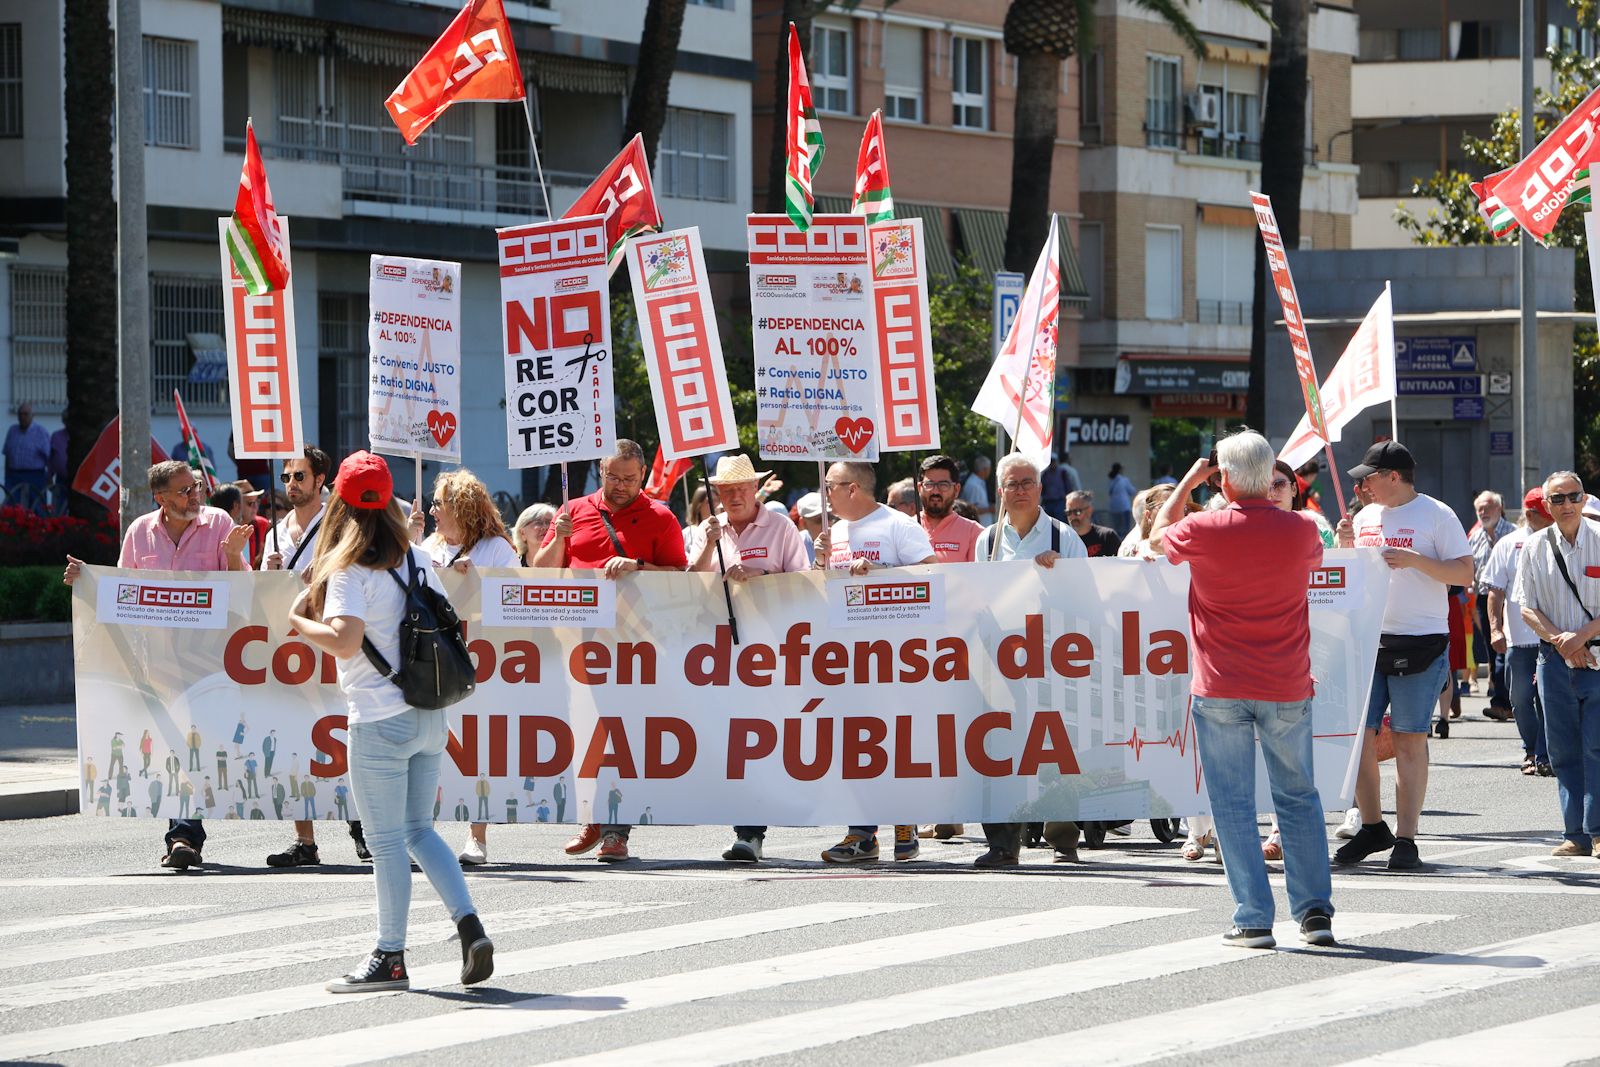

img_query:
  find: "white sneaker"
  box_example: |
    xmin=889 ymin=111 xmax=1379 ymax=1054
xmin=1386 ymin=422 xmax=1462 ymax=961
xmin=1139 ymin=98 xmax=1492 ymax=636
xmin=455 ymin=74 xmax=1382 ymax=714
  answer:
xmin=1334 ymin=808 xmax=1361 ymax=840
xmin=458 ymin=837 xmax=487 ymax=866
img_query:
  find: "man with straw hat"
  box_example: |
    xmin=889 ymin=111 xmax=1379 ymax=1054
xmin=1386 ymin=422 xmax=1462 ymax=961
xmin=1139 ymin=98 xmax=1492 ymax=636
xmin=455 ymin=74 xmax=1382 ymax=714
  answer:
xmin=687 ymin=454 xmax=810 ymax=862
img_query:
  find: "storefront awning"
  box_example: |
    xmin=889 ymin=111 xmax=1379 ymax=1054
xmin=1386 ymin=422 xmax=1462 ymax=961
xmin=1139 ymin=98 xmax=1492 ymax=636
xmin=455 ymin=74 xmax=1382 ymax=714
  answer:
xmin=954 ymin=208 xmax=1091 ymax=304
xmin=1115 ymin=354 xmax=1250 ymax=395
xmin=531 ymin=54 xmax=629 ymax=96
xmin=222 ymin=9 xmax=433 ymax=68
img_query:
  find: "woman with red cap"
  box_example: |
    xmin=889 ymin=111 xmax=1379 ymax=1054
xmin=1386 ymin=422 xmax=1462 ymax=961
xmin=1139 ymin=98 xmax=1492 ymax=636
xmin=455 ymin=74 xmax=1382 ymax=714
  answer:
xmin=288 ymin=450 xmax=494 ymax=994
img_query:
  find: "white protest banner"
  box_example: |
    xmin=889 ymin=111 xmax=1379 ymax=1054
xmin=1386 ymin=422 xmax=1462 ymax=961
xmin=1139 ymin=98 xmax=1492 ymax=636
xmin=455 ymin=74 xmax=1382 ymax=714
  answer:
xmin=868 ymin=217 xmax=939 ymax=451
xmin=217 ymin=216 xmax=304 ymax=459
xmin=1279 ymin=285 xmax=1396 ymax=470
xmin=497 ymin=213 xmax=615 ymax=468
xmin=749 ymin=213 xmax=882 ymax=461
xmin=73 ymin=552 xmax=1385 ymax=824
xmin=95 ymin=576 xmax=229 ymax=630
xmin=625 ymin=228 xmax=738 ymax=460
xmin=368 ymin=255 xmax=462 ymax=461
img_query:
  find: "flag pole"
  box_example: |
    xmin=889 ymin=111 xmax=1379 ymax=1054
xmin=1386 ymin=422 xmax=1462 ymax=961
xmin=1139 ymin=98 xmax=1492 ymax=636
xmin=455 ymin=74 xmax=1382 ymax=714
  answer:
xmin=415 ymin=453 xmax=424 ymax=519
xmin=270 ymin=459 xmax=280 ymax=555
xmin=701 ymin=458 xmax=739 ymax=645
xmin=817 ymin=459 xmax=831 ymax=561
xmin=1322 ymin=442 xmax=1348 ymax=518
xmin=520 ymin=95 xmax=553 ymax=219
xmin=1387 ymin=280 xmax=1399 ymax=442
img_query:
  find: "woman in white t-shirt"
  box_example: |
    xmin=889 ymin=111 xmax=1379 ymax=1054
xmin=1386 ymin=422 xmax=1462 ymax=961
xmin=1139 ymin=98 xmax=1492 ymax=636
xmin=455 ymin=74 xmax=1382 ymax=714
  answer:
xmin=288 ymin=451 xmax=493 ymax=995
xmin=421 ymin=469 xmax=517 ymax=865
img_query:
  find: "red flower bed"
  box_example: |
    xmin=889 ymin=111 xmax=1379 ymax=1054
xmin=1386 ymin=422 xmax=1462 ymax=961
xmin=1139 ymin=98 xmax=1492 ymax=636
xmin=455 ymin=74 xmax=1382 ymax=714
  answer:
xmin=0 ymin=506 xmax=119 ymax=567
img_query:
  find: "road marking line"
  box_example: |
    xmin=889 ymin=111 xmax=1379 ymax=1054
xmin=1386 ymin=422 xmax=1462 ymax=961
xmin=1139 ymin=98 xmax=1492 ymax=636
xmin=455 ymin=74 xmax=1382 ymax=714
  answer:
xmin=541 ymin=911 xmax=1444 ymax=1067
xmin=0 ymin=901 xmax=673 ymax=1012
xmin=0 ymin=898 xmax=431 ymax=972
xmin=0 ymin=905 xmax=212 ymax=939
xmin=1333 ymin=1002 xmax=1600 ymax=1066
xmin=189 ymin=905 xmax=1192 ymax=1067
xmin=929 ymin=920 xmax=1600 ymax=1065
xmin=0 ymin=902 xmax=920 ymax=1060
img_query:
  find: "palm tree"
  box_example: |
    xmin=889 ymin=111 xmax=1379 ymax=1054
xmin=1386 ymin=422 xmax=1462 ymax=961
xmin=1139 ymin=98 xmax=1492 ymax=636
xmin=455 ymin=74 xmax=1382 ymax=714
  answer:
xmin=1246 ymin=0 xmax=1310 ymax=431
xmin=623 ymin=0 xmax=689 ymax=163
xmin=63 ymin=0 xmax=119 ymax=521
xmin=1001 ymin=0 xmax=1266 ymax=272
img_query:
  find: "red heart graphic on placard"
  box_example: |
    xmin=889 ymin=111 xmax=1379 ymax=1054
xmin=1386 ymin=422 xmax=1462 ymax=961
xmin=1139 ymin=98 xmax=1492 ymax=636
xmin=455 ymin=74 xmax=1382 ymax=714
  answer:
xmin=426 ymin=410 xmax=457 ymax=448
xmin=835 ymin=417 xmax=875 ymax=454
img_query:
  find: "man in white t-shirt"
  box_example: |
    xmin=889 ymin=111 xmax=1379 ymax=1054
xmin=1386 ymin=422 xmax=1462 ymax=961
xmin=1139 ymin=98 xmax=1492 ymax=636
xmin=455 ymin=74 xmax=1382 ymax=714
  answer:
xmin=1335 ymin=441 xmax=1473 ymax=870
xmin=1484 ymin=487 xmax=1553 ymax=775
xmin=814 ymin=461 xmax=936 ymax=863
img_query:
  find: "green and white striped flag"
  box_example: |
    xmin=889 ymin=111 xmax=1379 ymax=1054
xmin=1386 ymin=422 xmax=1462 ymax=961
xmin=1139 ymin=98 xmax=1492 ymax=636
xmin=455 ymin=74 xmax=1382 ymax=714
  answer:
xmin=851 ymin=110 xmax=894 ymax=224
xmin=784 ymin=23 xmax=824 ymax=232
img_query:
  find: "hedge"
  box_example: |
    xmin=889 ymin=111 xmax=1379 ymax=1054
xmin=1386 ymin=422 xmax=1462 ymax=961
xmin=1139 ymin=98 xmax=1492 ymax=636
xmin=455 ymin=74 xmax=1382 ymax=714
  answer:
xmin=0 ymin=565 xmax=71 ymax=623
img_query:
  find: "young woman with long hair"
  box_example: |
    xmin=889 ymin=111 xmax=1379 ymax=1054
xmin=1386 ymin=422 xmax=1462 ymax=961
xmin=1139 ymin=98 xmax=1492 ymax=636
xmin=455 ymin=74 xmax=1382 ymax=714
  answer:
xmin=288 ymin=451 xmax=493 ymax=993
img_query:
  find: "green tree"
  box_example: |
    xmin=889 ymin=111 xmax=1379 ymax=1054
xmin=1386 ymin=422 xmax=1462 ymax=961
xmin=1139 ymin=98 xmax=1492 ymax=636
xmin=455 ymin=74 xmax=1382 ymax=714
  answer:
xmin=1394 ymin=49 xmax=1600 ymax=477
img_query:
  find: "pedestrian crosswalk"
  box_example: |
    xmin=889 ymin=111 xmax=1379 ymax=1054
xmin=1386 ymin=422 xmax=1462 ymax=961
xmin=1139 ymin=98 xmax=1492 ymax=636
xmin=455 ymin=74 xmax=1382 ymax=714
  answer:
xmin=1 ymin=873 xmax=1598 ymax=1066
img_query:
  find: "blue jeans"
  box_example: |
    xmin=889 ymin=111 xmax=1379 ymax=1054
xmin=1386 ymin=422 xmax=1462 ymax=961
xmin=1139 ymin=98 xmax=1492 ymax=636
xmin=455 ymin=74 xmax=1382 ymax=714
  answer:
xmin=1507 ymin=645 xmax=1547 ymax=763
xmin=1192 ymin=695 xmax=1333 ymax=930
xmin=1535 ymin=650 xmax=1600 ymax=847
xmin=1475 ymin=596 xmax=1508 ymax=707
xmin=348 ymin=709 xmax=478 ymax=952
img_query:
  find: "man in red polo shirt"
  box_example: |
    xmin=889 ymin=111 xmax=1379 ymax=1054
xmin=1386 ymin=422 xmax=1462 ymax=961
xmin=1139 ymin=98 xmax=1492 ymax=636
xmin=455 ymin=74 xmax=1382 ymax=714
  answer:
xmin=917 ymin=454 xmax=983 ymax=563
xmin=535 ymin=439 xmax=686 ymax=862
xmin=1148 ymin=430 xmax=1334 ymax=950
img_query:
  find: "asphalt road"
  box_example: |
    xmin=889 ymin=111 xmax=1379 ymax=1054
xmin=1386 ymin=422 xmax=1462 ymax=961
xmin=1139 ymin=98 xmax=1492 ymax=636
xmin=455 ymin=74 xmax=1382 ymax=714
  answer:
xmin=1 ymin=700 xmax=1598 ymax=1067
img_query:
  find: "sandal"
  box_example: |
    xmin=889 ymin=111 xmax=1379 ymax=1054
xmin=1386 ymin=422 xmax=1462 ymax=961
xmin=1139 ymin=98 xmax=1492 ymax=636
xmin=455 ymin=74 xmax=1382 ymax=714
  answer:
xmin=1182 ymin=832 xmax=1214 ymax=862
xmin=1261 ymin=831 xmax=1283 ymax=861
xmin=1522 ymin=757 xmax=1538 ymax=776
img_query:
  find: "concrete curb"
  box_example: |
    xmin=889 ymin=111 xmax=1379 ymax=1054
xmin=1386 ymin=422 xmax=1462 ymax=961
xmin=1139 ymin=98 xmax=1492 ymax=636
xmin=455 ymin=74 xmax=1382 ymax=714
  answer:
xmin=0 ymin=782 xmax=79 ymax=820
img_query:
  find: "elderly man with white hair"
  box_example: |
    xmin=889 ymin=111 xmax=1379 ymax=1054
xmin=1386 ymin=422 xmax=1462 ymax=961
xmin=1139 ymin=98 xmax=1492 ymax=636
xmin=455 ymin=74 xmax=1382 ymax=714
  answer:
xmin=973 ymin=453 xmax=1086 ymax=867
xmin=1148 ymin=430 xmax=1335 ymax=949
xmin=1470 ymin=489 xmax=1517 ymax=720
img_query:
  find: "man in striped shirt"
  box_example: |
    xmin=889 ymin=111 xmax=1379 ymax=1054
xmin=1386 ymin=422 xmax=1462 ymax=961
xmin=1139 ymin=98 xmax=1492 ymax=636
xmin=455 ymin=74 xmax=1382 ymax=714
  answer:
xmin=1513 ymin=470 xmax=1600 ymax=858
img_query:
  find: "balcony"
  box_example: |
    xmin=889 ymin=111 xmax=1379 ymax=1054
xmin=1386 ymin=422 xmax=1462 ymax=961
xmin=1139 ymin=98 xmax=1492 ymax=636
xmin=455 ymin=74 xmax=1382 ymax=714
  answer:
xmin=227 ymin=136 xmax=568 ymax=224
xmin=1196 ymin=299 xmax=1250 ymax=326
xmin=1145 ymin=128 xmax=1317 ymax=166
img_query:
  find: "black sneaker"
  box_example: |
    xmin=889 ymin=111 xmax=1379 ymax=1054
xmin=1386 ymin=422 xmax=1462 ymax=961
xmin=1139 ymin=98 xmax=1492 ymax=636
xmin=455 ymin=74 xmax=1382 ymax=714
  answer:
xmin=326 ymin=950 xmax=408 ymax=993
xmin=456 ymin=913 xmax=494 ymax=986
xmin=1299 ymin=910 xmax=1336 ymax=946
xmin=266 ymin=840 xmax=322 ymax=868
xmin=1333 ymin=822 xmax=1396 ymax=865
xmin=1387 ymin=837 xmax=1422 ymax=870
xmin=348 ymin=822 xmax=372 ymax=862
xmin=1222 ymin=927 xmax=1276 ymax=949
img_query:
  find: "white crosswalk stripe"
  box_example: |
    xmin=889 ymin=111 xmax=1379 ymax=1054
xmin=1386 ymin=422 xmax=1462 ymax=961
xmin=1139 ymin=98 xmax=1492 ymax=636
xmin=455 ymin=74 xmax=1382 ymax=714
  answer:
xmin=0 ymin=900 xmax=673 ymax=1012
xmin=1333 ymin=1003 xmax=1600 ymax=1066
xmin=539 ymin=911 xmax=1447 ymax=1067
xmin=0 ymin=903 xmax=211 ymax=938
xmin=929 ymin=921 xmax=1600 ymax=1065
xmin=183 ymin=904 xmax=1191 ymax=1067
xmin=0 ymin=901 xmax=920 ymax=1061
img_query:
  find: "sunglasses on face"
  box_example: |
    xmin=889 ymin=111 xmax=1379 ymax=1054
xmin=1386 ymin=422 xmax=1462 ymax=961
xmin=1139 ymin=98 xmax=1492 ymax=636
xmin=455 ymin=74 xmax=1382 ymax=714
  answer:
xmin=1271 ymin=478 xmax=1293 ymax=492
xmin=280 ymin=470 xmax=309 ymax=484
xmin=1066 ymin=506 xmax=1091 ymax=517
xmin=1547 ymin=491 xmax=1585 ymax=506
xmin=163 ymin=483 xmax=199 ymax=499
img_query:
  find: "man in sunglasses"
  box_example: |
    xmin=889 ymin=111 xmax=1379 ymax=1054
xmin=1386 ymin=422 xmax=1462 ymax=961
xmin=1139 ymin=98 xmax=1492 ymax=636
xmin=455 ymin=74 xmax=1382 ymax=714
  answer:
xmin=63 ymin=460 xmax=251 ymax=870
xmin=1065 ymin=490 xmax=1122 ymax=557
xmin=1513 ymin=471 xmax=1600 ymax=858
xmin=1335 ymin=440 xmax=1473 ymax=870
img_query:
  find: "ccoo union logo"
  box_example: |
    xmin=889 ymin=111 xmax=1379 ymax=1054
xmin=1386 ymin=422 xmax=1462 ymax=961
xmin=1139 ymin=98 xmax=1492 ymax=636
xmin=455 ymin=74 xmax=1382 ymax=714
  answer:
xmin=504 ymin=584 xmax=598 ymax=607
xmin=1309 ymin=567 xmax=1346 ymax=589
xmin=125 ymin=585 xmax=213 ymax=608
xmin=845 ymin=581 xmax=931 ymax=607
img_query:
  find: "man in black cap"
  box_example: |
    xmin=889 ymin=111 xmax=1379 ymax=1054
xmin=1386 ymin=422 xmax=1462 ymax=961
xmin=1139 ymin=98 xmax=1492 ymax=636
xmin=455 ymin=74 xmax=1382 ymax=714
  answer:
xmin=1335 ymin=440 xmax=1473 ymax=870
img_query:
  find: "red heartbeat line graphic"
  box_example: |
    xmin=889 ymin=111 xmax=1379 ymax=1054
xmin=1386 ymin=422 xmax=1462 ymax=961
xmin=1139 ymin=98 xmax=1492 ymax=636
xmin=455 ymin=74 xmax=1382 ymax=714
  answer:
xmin=1105 ymin=696 xmax=1203 ymax=794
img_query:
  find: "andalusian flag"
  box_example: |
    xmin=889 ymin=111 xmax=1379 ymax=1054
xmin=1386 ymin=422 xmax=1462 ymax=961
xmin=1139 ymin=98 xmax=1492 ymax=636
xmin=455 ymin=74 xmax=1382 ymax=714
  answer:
xmin=1572 ymin=135 xmax=1600 ymax=207
xmin=784 ymin=23 xmax=824 ymax=231
xmin=225 ymin=120 xmax=290 ymax=296
xmin=851 ymin=109 xmax=893 ymax=223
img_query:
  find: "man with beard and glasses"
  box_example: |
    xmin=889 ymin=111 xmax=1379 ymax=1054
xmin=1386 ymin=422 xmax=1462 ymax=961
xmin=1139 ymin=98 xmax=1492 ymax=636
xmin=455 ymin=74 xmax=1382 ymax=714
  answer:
xmin=64 ymin=460 xmax=251 ymax=870
xmin=1065 ymin=490 xmax=1123 ymax=558
xmin=917 ymin=455 xmax=983 ymax=564
xmin=260 ymin=445 xmax=372 ymax=868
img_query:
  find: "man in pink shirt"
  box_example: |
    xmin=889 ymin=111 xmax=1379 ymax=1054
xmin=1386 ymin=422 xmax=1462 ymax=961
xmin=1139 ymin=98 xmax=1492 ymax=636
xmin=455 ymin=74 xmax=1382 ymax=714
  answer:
xmin=65 ymin=459 xmax=251 ymax=870
xmin=917 ymin=455 xmax=983 ymax=564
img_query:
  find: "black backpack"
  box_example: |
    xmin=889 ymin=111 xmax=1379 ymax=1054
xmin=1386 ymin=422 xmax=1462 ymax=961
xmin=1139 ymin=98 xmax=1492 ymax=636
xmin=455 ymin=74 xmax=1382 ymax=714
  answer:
xmin=360 ymin=551 xmax=476 ymax=710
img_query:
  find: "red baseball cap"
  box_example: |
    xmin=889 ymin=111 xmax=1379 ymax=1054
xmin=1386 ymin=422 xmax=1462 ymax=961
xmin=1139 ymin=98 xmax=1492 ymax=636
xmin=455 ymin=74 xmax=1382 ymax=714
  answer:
xmin=1523 ymin=486 xmax=1551 ymax=521
xmin=335 ymin=450 xmax=393 ymax=510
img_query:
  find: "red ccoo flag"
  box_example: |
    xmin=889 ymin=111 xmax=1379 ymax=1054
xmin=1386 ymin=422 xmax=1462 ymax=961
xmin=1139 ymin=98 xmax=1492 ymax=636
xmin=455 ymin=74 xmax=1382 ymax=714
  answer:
xmin=563 ymin=133 xmax=664 ymax=269
xmin=71 ymin=417 xmax=170 ymax=509
xmin=643 ymin=446 xmax=692 ymax=503
xmin=384 ymin=0 xmax=525 ymax=146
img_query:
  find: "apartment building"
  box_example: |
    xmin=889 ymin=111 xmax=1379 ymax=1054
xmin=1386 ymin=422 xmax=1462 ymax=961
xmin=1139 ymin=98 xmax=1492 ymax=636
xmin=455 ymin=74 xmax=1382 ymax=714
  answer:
xmin=750 ymin=0 xmax=1092 ymax=460
xmin=1078 ymin=0 xmax=1358 ymax=485
xmin=0 ymin=0 xmax=754 ymax=503
xmin=1350 ymin=0 xmax=1592 ymax=249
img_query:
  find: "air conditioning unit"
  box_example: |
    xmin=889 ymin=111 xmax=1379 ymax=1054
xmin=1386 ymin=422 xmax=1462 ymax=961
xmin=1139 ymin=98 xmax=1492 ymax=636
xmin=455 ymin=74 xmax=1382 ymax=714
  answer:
xmin=1184 ymin=91 xmax=1220 ymax=127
